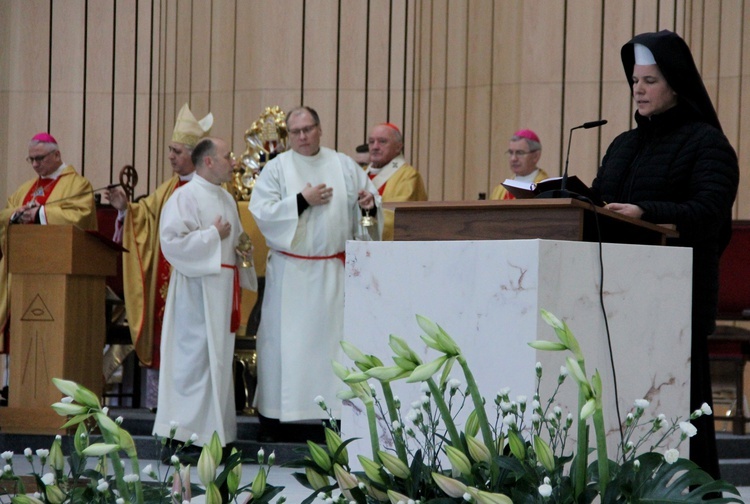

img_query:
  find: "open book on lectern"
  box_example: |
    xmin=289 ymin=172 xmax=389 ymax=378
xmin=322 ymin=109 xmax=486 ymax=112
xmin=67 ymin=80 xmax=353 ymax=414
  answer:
xmin=501 ymin=175 xmax=605 ymax=206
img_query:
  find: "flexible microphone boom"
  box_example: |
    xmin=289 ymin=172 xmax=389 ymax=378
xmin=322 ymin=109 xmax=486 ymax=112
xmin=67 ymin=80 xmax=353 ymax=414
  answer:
xmin=535 ymin=119 xmax=607 ymax=200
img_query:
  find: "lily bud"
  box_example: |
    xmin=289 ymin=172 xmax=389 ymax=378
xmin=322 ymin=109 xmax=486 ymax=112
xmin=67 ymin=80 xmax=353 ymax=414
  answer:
xmin=95 ymin=413 xmax=121 ymax=442
xmin=307 ymin=441 xmax=332 ymax=472
xmin=387 ymin=489 xmax=412 ymax=504
xmin=82 ymin=443 xmax=120 ymax=457
xmin=50 ymin=402 xmax=88 ymax=416
xmin=74 ymin=423 xmax=89 ymax=455
xmin=331 ymin=360 xmax=350 ymax=380
xmin=324 ymin=428 xmax=348 ymax=465
xmin=388 ymin=334 xmax=417 ymax=360
xmin=305 ymin=467 xmax=330 ymax=490
xmin=465 ymin=410 xmax=480 ymax=437
xmin=507 ymin=431 xmax=526 ymax=460
xmin=208 ymin=432 xmax=223 ymax=466
xmin=366 ymin=365 xmax=411 ymax=382
xmin=405 ymin=355 xmax=448 ymax=383
xmin=45 ymin=484 xmax=67 ymax=504
xmin=472 ymin=488 xmax=513 ymax=504
xmin=118 ymin=428 xmax=137 ymax=458
xmin=340 ymin=340 xmax=367 ymax=363
xmin=580 ymin=398 xmax=597 ymax=420
xmin=527 ymin=340 xmax=568 ymax=351
xmin=377 ymin=450 xmax=411 ymax=479
xmin=204 ymin=482 xmax=222 ymax=504
xmin=333 ymin=463 xmax=358 ymax=501
xmin=251 ymin=467 xmax=267 ymax=496
xmin=445 ymin=445 xmax=472 ymax=476
xmin=10 ymin=496 xmax=45 ymax=504
xmin=466 ymin=434 xmax=492 ymax=464
xmin=432 ymin=472 xmax=467 ymax=497
xmin=197 ymin=448 xmax=217 ymax=487
xmin=357 ymin=455 xmax=385 ymax=484
xmin=226 ymin=448 xmax=242 ymax=495
xmin=48 ymin=437 xmax=64 ymax=473
xmin=533 ymin=435 xmax=555 ymax=473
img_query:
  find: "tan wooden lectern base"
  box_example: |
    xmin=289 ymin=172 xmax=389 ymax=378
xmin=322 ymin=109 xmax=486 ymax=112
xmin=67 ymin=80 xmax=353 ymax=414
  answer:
xmin=0 ymin=226 xmax=117 ymax=434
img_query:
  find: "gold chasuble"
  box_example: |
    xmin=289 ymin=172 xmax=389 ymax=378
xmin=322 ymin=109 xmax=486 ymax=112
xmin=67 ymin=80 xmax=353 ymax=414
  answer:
xmin=120 ymin=175 xmax=184 ymax=368
xmin=489 ymin=168 xmax=549 ymax=201
xmin=367 ymin=157 xmax=427 ymax=241
xmin=0 ymin=165 xmax=97 ymax=352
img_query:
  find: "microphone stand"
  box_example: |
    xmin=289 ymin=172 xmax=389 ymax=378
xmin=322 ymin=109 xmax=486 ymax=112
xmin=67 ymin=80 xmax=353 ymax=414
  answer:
xmin=535 ymin=120 xmax=607 ymax=201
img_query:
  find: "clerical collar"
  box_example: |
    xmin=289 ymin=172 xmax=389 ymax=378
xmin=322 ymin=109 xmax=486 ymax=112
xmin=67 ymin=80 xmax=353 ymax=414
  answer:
xmin=41 ymin=164 xmax=66 ymax=180
xmin=179 ymin=172 xmax=194 ymax=182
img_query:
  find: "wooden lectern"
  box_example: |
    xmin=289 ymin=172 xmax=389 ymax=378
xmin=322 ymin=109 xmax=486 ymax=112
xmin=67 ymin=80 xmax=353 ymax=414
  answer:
xmin=0 ymin=225 xmax=119 ymax=434
xmin=388 ymin=199 xmax=677 ymax=245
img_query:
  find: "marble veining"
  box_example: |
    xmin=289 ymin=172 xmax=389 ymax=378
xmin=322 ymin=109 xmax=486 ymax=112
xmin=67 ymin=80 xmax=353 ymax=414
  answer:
xmin=340 ymin=239 xmax=692 ymax=467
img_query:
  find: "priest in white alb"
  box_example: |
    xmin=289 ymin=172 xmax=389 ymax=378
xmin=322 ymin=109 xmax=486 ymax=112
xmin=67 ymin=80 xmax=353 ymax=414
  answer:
xmin=250 ymin=106 xmax=382 ymax=427
xmin=153 ymin=137 xmax=257 ymax=448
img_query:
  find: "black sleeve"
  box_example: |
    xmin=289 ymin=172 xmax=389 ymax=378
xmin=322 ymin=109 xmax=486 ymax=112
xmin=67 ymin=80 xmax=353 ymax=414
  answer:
xmin=296 ymin=192 xmax=310 ymax=216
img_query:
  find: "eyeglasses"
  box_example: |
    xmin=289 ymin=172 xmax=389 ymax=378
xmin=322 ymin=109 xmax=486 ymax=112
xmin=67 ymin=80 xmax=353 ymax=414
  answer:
xmin=288 ymin=124 xmax=318 ymax=136
xmin=26 ymin=150 xmax=57 ymax=164
xmin=505 ymin=149 xmax=537 ymax=158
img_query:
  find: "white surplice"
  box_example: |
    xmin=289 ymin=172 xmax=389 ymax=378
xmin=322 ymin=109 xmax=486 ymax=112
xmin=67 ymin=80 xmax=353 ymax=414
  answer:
xmin=153 ymin=174 xmax=257 ymax=446
xmin=249 ymin=148 xmax=382 ymax=421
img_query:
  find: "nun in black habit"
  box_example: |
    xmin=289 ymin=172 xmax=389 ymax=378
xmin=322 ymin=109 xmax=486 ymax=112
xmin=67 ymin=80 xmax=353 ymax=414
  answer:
xmin=591 ymin=30 xmax=739 ymax=480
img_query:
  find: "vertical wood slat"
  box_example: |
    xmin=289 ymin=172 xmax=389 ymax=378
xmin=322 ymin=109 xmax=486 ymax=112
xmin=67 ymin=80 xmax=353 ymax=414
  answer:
xmin=112 ymin=1 xmax=138 ymax=190
xmin=80 ymin=0 xmax=111 ymax=191
xmin=4 ymin=1 xmax=52 ymax=194
xmin=50 ymin=1 xmax=86 ymax=177
xmin=208 ymin=0 xmax=236 ymax=144
xmin=564 ymin=0 xmax=604 ymax=187
xmin=302 ymin=1 xmax=339 ymax=145
xmin=338 ymin=0 xmax=369 ymax=158
xmin=489 ymin=0 xmax=523 ymax=194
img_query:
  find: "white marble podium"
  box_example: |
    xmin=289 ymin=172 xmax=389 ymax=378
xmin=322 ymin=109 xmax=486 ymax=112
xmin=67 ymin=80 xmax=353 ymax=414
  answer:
xmin=341 ymin=239 xmax=692 ymax=463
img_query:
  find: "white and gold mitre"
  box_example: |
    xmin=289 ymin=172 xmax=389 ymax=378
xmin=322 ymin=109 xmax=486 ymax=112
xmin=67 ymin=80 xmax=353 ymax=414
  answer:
xmin=172 ymin=103 xmax=213 ymax=147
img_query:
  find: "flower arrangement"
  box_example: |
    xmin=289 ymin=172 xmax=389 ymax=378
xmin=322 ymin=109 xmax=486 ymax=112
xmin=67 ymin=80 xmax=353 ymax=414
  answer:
xmin=293 ymin=310 xmax=743 ymax=503
xmin=0 ymin=378 xmax=283 ymax=504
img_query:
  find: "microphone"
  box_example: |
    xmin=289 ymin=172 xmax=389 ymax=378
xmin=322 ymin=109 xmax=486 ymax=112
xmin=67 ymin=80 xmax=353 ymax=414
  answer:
xmin=536 ymin=119 xmax=607 ymax=200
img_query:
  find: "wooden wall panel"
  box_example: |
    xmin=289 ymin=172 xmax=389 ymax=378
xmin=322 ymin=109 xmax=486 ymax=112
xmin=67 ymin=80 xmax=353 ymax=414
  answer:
xmin=132 ymin=0 xmax=157 ymax=196
xmin=426 ymin=0 xmax=448 ymax=199
xmin=83 ymin=0 xmax=115 ymax=191
xmin=2 ymin=0 xmax=750 ymax=221
xmin=338 ymin=0 xmax=369 ymax=156
xmin=208 ymin=0 xmax=236 ymax=144
xmin=302 ymin=2 xmax=339 ymax=148
xmin=460 ymin=0 xmax=489 ymax=200
xmin=387 ymin=1 xmax=409 ymax=133
xmin=564 ymin=0 xmax=604 ymax=186
xmin=736 ymin=0 xmax=750 ymax=218
xmin=366 ymin=0 xmax=393 ymax=135
xmin=520 ymin=1 xmax=565 ymax=177
xmin=111 ymin=1 xmax=138 ymax=191
xmin=414 ymin=1 xmax=431 ymax=192
xmin=5 ymin=1 xmax=51 ymax=194
xmin=443 ymin=0 xmax=468 ymax=200
xmin=599 ymin=2 xmax=634 ymax=180
xmin=190 ymin=0 xmax=212 ymax=119
xmin=489 ymin=0 xmax=523 ymax=193
xmin=50 ymin=1 xmax=86 ymax=176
